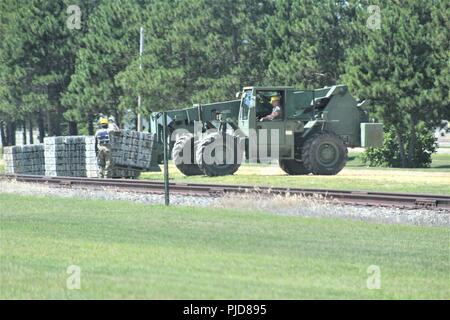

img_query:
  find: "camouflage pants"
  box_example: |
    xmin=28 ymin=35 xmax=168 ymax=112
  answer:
xmin=97 ymin=145 xmax=112 ymax=178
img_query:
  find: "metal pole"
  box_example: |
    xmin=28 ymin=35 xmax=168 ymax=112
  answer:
xmin=162 ymin=112 xmax=170 ymax=206
xmin=137 ymin=27 xmax=144 ymax=132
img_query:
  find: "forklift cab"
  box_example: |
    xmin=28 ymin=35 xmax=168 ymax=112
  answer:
xmin=238 ymin=87 xmax=288 ymax=162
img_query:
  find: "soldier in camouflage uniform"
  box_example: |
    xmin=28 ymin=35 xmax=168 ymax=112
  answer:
xmin=108 ymin=115 xmax=120 ymax=131
xmin=95 ymin=117 xmax=117 ymax=178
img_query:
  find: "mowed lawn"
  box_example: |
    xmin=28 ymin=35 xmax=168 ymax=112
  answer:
xmin=141 ymin=153 xmax=450 ymax=195
xmin=0 ymin=194 xmax=448 ymax=299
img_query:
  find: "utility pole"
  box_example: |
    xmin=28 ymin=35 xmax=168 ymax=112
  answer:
xmin=137 ymin=27 xmax=144 ymax=132
xmin=162 ymin=112 xmax=170 ymax=206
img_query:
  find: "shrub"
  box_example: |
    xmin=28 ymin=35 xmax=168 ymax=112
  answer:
xmin=361 ymin=126 xmax=437 ymax=168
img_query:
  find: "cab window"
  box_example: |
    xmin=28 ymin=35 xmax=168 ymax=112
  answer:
xmin=240 ymin=89 xmax=254 ymax=120
xmin=256 ymin=90 xmax=284 ymax=120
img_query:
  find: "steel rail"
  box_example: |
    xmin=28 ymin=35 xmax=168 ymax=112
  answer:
xmin=2 ymin=174 xmax=450 ymax=210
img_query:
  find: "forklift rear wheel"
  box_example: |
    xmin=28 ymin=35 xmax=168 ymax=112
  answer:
xmin=196 ymin=133 xmax=242 ymax=177
xmin=279 ymin=159 xmax=311 ymax=175
xmin=172 ymin=134 xmax=203 ymax=176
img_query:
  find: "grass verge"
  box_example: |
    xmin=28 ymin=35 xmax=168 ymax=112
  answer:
xmin=141 ymin=152 xmax=450 ymax=195
xmin=0 ymin=194 xmax=448 ymax=299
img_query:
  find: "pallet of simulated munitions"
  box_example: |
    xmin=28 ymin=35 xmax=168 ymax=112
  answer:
xmin=3 ymin=130 xmax=159 ymax=178
xmin=108 ymin=130 xmax=159 ymax=171
xmin=83 ymin=136 xmax=99 ymax=178
xmin=44 ymin=136 xmax=89 ymax=177
xmin=3 ymin=145 xmax=45 ymax=175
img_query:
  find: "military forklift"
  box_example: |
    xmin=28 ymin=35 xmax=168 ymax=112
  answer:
xmin=149 ymin=85 xmax=383 ymax=176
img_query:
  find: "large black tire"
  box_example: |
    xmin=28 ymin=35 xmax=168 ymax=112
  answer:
xmin=301 ymin=131 xmax=348 ymax=175
xmin=279 ymin=159 xmax=311 ymax=175
xmin=172 ymin=134 xmax=203 ymax=176
xmin=196 ymin=133 xmax=242 ymax=177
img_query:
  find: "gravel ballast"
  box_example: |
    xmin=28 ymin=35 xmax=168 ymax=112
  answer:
xmin=0 ymin=180 xmax=448 ymax=227
xmin=0 ymin=180 xmax=214 ymax=207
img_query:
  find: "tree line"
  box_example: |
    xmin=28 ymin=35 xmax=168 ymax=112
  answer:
xmin=0 ymin=0 xmax=448 ymax=167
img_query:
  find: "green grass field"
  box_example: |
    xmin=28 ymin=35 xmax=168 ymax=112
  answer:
xmin=0 ymin=194 xmax=448 ymax=299
xmin=141 ymin=152 xmax=450 ymax=195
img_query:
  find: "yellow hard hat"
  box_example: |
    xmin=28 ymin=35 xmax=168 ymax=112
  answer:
xmin=99 ymin=117 xmax=108 ymax=125
xmin=270 ymin=96 xmax=280 ymax=103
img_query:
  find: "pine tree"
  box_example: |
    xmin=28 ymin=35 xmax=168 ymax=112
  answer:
xmin=116 ymin=0 xmax=273 ymax=114
xmin=63 ymin=0 xmax=142 ymax=133
xmin=265 ymin=0 xmax=357 ymax=88
xmin=343 ymin=0 xmax=449 ymax=167
xmin=0 ymin=0 xmax=97 ymax=140
xmin=0 ymin=0 xmax=31 ymax=144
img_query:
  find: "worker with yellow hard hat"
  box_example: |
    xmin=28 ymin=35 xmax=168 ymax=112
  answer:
xmin=260 ymin=95 xmax=282 ymax=121
xmin=270 ymin=96 xmax=280 ymax=103
xmin=99 ymin=117 xmax=108 ymax=126
xmin=95 ymin=116 xmax=118 ymax=178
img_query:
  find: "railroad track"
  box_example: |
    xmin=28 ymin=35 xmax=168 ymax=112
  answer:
xmin=2 ymin=174 xmax=450 ymax=210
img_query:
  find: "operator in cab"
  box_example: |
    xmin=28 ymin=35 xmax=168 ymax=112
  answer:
xmin=260 ymin=95 xmax=282 ymax=121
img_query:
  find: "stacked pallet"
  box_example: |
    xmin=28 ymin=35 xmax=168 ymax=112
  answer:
xmin=85 ymin=136 xmax=141 ymax=179
xmin=44 ymin=136 xmax=93 ymax=177
xmin=109 ymin=131 xmax=157 ymax=171
xmin=84 ymin=137 xmax=99 ymax=178
xmin=3 ymin=145 xmax=45 ymax=175
xmin=3 ymin=131 xmax=159 ymax=178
